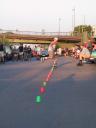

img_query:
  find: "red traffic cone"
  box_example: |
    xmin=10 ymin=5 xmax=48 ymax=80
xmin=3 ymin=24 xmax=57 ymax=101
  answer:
xmin=40 ymin=87 xmax=45 ymax=93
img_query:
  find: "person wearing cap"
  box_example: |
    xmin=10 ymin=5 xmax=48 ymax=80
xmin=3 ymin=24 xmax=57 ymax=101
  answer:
xmin=48 ymin=37 xmax=58 ymax=59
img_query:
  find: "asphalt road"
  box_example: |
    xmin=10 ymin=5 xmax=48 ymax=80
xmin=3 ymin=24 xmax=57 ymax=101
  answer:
xmin=0 ymin=57 xmax=96 ymax=128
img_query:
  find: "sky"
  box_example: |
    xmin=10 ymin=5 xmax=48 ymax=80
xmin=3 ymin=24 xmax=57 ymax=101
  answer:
xmin=0 ymin=0 xmax=96 ymax=32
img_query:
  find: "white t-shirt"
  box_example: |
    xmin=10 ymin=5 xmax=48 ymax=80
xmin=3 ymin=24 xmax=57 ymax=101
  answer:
xmin=48 ymin=45 xmax=53 ymax=51
xmin=48 ymin=44 xmax=56 ymax=52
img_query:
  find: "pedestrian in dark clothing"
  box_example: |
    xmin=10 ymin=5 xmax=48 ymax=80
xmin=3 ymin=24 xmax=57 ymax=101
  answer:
xmin=23 ymin=45 xmax=28 ymax=61
xmin=19 ymin=44 xmax=23 ymax=61
xmin=0 ymin=44 xmax=5 ymax=63
xmin=27 ymin=46 xmax=32 ymax=61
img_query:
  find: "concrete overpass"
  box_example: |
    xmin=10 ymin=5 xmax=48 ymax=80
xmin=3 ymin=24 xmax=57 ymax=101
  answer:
xmin=0 ymin=30 xmax=81 ymax=44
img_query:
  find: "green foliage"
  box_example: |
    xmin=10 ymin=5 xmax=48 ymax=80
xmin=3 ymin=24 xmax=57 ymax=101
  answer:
xmin=74 ymin=25 xmax=92 ymax=35
xmin=0 ymin=34 xmax=11 ymax=45
xmin=55 ymin=43 xmax=60 ymax=50
xmin=0 ymin=38 xmax=2 ymax=43
xmin=59 ymin=42 xmax=75 ymax=48
xmin=4 ymin=39 xmax=11 ymax=45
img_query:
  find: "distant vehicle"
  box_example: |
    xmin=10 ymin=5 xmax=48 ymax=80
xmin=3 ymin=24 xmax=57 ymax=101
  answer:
xmin=32 ymin=49 xmax=49 ymax=60
xmin=40 ymin=50 xmax=49 ymax=57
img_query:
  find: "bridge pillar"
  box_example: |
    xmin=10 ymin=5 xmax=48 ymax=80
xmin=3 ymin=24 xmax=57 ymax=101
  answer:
xmin=81 ymin=31 xmax=89 ymax=45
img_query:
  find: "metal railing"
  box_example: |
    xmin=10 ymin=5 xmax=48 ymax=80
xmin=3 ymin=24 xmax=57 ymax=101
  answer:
xmin=0 ymin=29 xmax=77 ymax=36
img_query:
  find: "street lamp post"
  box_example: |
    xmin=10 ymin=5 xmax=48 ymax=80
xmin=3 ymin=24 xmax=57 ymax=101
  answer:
xmin=72 ymin=8 xmax=75 ymax=31
xmin=83 ymin=15 xmax=85 ymax=25
xmin=58 ymin=18 xmax=61 ymax=36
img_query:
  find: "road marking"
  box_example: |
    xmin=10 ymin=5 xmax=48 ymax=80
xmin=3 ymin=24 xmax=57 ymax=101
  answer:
xmin=35 ymin=59 xmax=57 ymax=103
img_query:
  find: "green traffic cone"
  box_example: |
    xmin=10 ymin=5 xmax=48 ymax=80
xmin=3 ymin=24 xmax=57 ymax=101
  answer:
xmin=36 ymin=96 xmax=41 ymax=103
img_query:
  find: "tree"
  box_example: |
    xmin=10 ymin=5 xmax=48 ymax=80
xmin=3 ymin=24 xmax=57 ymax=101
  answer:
xmin=73 ymin=25 xmax=92 ymax=37
xmin=0 ymin=34 xmax=11 ymax=45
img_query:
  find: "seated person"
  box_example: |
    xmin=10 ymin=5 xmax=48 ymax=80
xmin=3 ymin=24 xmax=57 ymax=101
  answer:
xmin=93 ymin=43 xmax=96 ymax=51
xmin=77 ymin=45 xmax=91 ymax=65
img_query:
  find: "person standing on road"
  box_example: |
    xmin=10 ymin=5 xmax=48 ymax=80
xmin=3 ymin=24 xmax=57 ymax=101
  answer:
xmin=23 ymin=45 xmax=28 ymax=61
xmin=19 ymin=44 xmax=23 ymax=61
xmin=0 ymin=44 xmax=5 ymax=63
xmin=27 ymin=46 xmax=32 ymax=61
xmin=48 ymin=37 xmax=58 ymax=59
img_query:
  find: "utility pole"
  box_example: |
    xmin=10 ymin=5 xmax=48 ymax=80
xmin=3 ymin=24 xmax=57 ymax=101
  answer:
xmin=72 ymin=15 xmax=74 ymax=31
xmin=72 ymin=8 xmax=75 ymax=31
xmin=58 ymin=18 xmax=61 ymax=36
xmin=83 ymin=15 xmax=85 ymax=25
xmin=72 ymin=8 xmax=76 ymax=36
xmin=81 ymin=16 xmax=86 ymax=44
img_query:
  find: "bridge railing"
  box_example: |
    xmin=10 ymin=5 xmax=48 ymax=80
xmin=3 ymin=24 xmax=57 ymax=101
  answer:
xmin=0 ymin=29 xmax=81 ymax=37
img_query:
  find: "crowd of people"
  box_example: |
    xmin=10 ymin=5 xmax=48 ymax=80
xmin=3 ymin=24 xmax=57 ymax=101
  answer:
xmin=0 ymin=38 xmax=96 ymax=65
xmin=76 ymin=40 xmax=96 ymax=66
xmin=0 ymin=43 xmax=49 ymax=63
xmin=0 ymin=44 xmax=33 ymax=63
